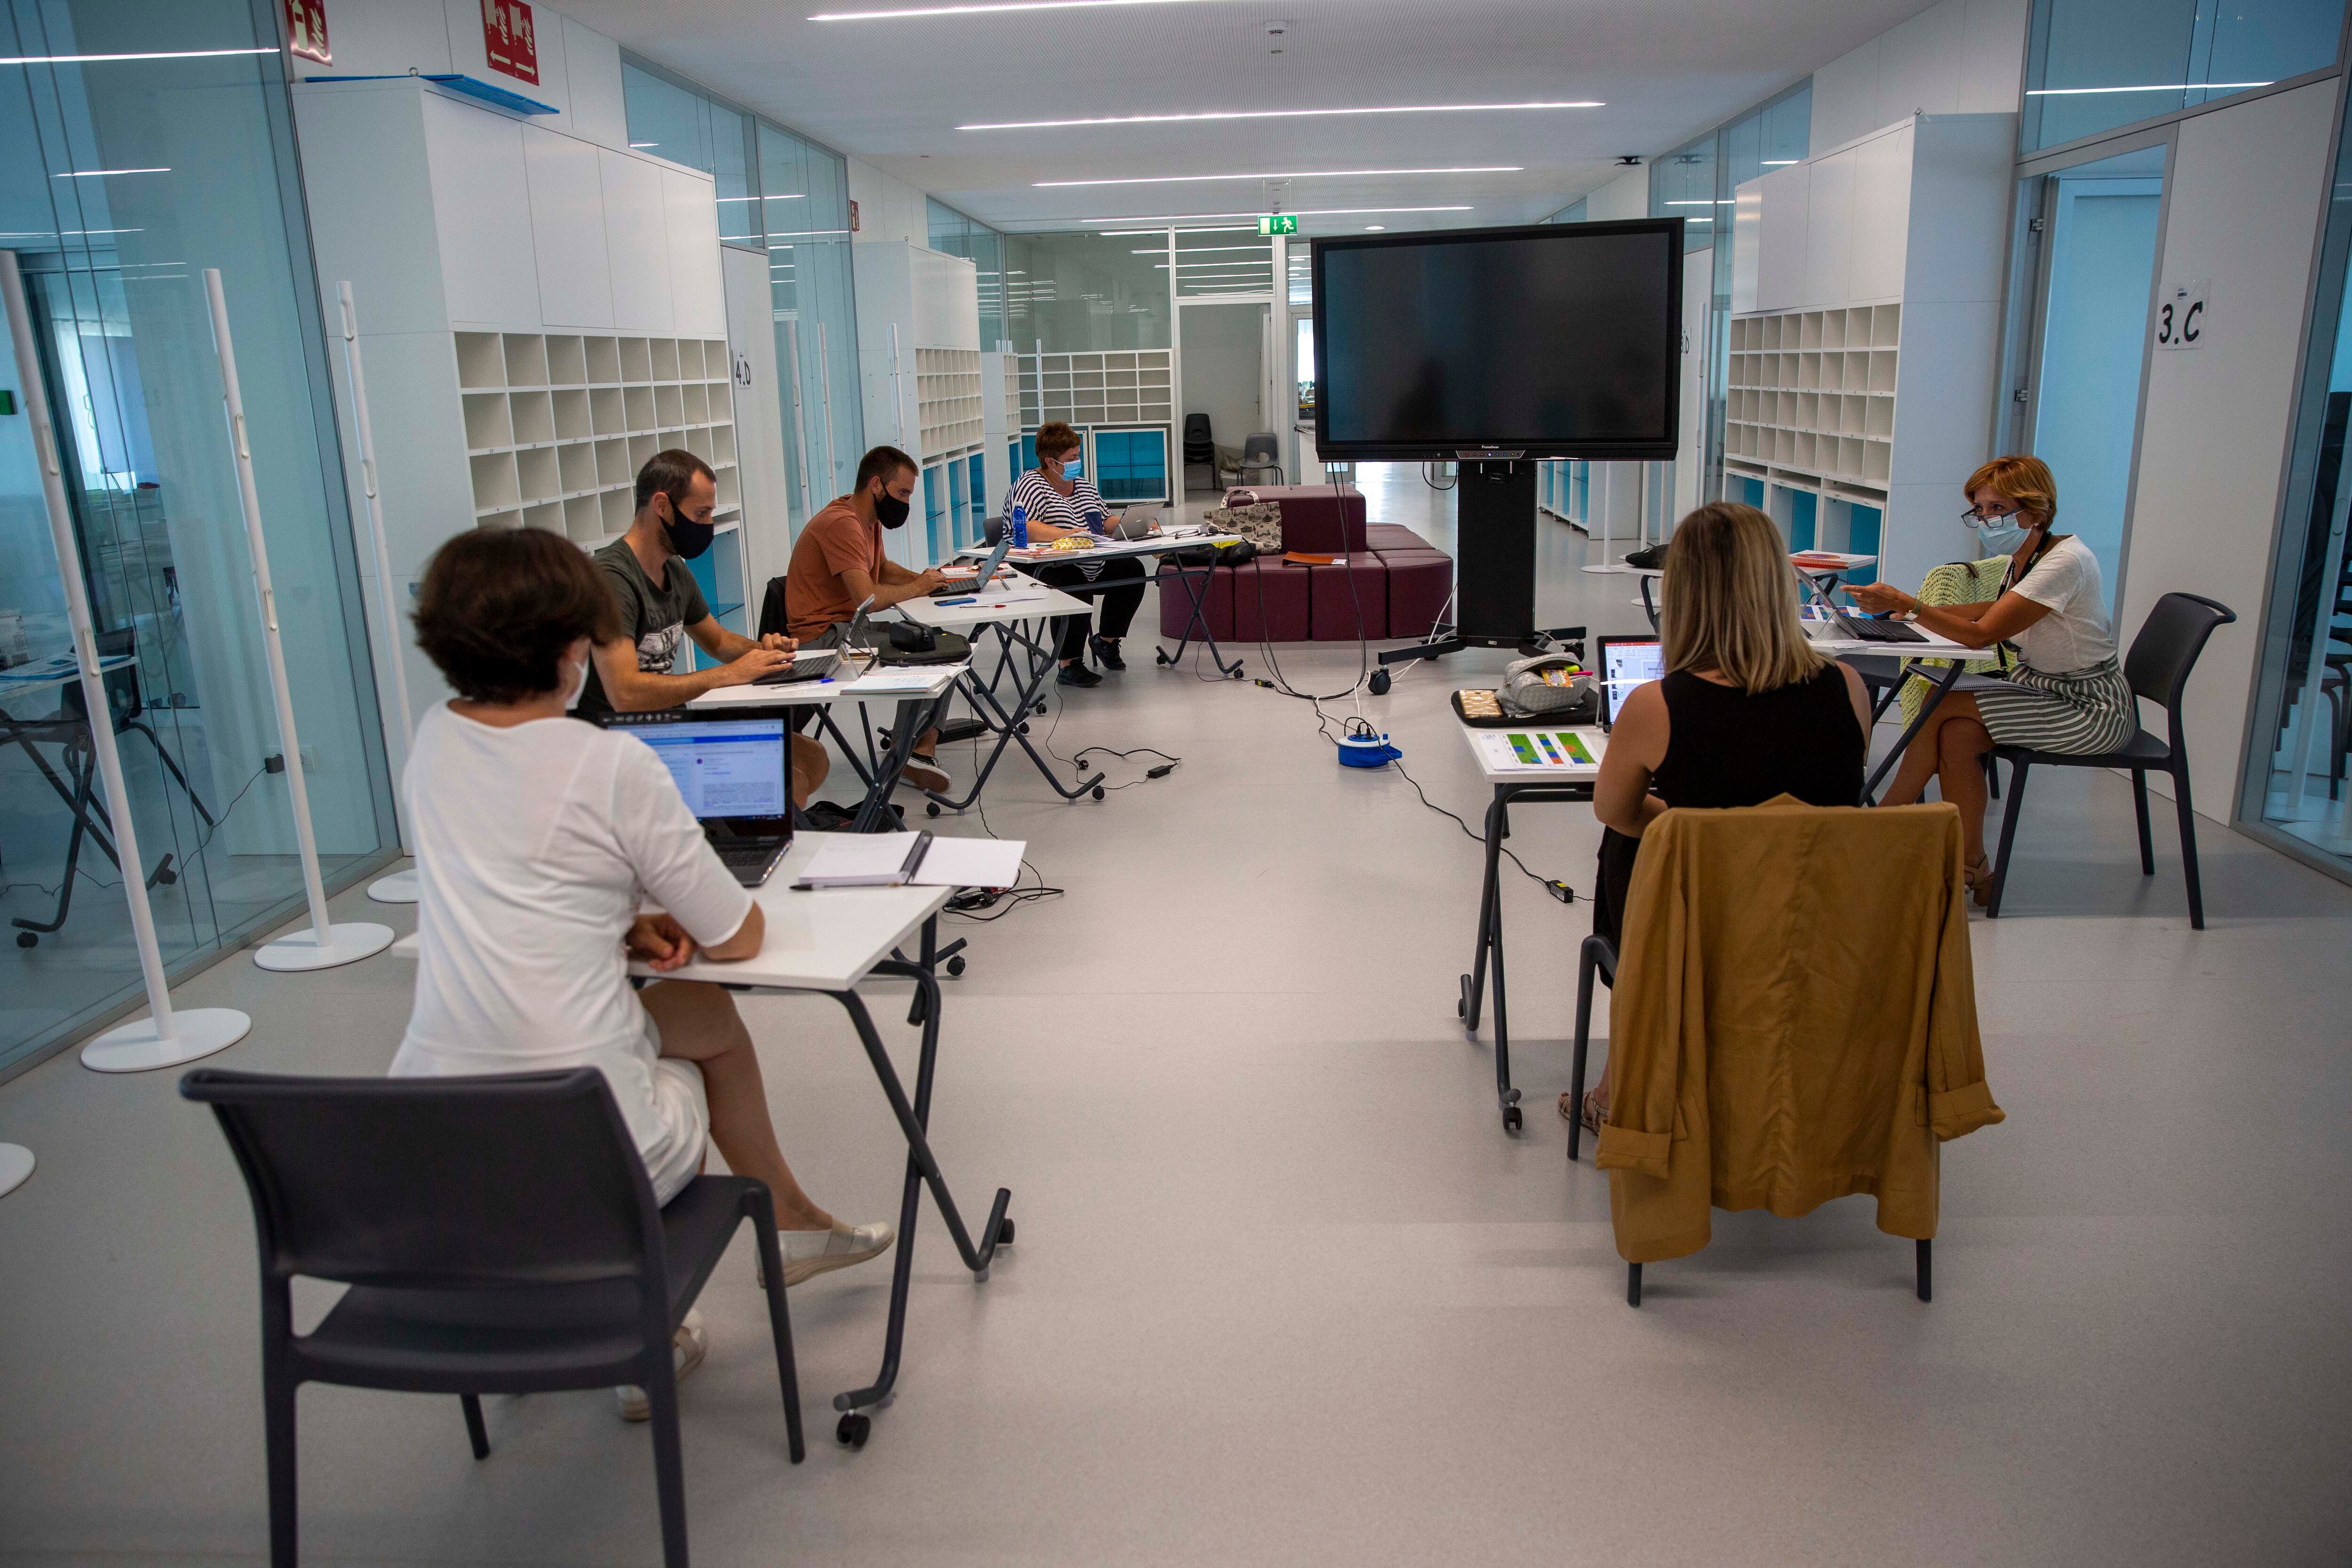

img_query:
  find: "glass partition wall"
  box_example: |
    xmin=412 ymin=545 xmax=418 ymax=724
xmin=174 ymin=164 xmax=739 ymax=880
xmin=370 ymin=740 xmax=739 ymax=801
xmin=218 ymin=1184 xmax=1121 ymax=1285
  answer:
xmin=2023 ymin=0 xmax=2347 ymax=152
xmin=0 ymin=0 xmax=397 ymax=1080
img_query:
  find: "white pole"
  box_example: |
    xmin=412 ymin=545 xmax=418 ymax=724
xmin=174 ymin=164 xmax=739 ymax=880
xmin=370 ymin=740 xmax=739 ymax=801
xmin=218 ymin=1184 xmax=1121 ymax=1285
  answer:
xmin=817 ymin=321 xmax=837 ymax=495
xmin=1581 ymin=462 xmax=1626 ymax=573
xmin=203 ymin=268 xmax=392 ymax=972
xmin=785 ymin=318 xmax=813 ymax=521
xmin=337 ymin=283 xmax=419 ymax=906
xmin=0 ymin=249 xmax=251 ymax=1072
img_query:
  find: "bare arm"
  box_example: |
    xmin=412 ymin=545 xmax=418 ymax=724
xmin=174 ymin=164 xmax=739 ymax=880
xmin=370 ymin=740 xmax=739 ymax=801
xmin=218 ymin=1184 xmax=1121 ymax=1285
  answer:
xmin=589 ymin=634 xmax=793 ymax=711
xmin=1593 ymin=681 xmax=1671 ymax=837
xmin=702 ymin=901 xmax=764 ymax=963
xmin=686 ymin=614 xmax=793 ymax=663
xmin=838 ymin=564 xmax=943 ymax=612
xmin=1837 ymin=660 xmax=1874 ymax=735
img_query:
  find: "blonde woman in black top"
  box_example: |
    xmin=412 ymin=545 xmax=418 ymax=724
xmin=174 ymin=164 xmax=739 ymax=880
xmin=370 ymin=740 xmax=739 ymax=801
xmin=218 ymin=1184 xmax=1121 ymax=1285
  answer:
xmin=1578 ymin=501 xmax=1873 ymax=1132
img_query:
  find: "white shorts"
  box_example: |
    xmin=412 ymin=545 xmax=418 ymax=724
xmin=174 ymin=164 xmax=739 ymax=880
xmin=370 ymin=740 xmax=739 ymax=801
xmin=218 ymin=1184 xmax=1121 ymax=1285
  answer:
xmin=644 ymin=1052 xmax=710 ymax=1206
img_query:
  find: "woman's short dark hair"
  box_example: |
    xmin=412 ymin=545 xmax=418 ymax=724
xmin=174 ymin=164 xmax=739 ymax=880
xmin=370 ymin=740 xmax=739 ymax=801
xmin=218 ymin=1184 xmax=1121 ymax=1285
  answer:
xmin=413 ymin=527 xmax=619 ymax=703
xmin=1033 ymin=421 xmax=1080 ymax=460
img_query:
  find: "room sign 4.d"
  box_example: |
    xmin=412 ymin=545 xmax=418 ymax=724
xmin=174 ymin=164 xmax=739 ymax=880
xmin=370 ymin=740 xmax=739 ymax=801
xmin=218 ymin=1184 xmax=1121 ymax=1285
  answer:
xmin=2155 ymin=279 xmax=2208 ymax=350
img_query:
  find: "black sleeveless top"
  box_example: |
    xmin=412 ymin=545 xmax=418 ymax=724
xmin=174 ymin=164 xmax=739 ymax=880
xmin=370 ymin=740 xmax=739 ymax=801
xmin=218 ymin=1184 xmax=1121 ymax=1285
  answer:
xmin=1594 ymin=665 xmax=1864 ymax=947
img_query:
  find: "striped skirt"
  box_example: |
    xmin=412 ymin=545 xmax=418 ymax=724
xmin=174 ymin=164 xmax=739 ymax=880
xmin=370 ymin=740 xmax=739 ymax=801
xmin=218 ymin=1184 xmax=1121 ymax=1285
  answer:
xmin=1971 ymin=656 xmax=2137 ymax=755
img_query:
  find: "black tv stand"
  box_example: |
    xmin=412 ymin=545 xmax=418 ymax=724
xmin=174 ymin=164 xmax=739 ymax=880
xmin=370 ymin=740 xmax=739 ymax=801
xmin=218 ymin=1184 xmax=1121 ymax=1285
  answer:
xmin=1376 ymin=460 xmax=1570 ymax=677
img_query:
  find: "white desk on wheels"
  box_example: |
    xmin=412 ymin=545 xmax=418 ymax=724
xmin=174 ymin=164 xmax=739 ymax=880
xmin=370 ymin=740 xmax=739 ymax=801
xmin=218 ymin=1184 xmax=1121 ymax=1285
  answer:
xmin=892 ymin=583 xmax=1113 ymax=809
xmin=1452 ymin=723 xmax=1608 ymax=1132
xmin=958 ymin=532 xmax=1248 ymax=677
xmin=1800 ymin=619 xmax=1983 ymax=803
xmin=630 ymin=831 xmax=1015 ymax=1450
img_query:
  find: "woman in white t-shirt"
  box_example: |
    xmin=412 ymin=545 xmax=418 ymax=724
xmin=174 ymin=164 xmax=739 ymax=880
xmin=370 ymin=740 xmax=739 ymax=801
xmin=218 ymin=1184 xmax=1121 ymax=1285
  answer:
xmin=392 ymin=529 xmax=892 ymax=1420
xmin=1848 ymin=454 xmax=2135 ymax=903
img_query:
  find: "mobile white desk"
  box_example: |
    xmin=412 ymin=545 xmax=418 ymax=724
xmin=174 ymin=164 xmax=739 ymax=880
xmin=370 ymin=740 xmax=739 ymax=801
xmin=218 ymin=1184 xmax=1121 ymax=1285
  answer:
xmin=631 ymin=831 xmax=1012 ymax=1449
xmin=688 ymin=663 xmax=966 ymax=833
xmin=893 ymin=584 xmax=1113 ymax=809
xmin=959 ymin=532 xmax=1249 ymax=678
xmin=1453 ymin=722 xmax=1607 ymax=1132
xmin=1801 ymin=620 xmax=1985 ymax=803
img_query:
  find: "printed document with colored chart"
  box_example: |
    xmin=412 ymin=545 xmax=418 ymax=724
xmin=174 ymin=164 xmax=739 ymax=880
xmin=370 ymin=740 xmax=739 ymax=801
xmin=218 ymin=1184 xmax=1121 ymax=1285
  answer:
xmin=1470 ymin=727 xmax=1606 ymax=775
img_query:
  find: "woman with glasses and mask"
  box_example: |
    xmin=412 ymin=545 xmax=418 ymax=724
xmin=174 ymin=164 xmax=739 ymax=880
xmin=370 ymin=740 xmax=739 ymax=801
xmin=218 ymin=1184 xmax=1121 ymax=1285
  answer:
xmin=1845 ymin=455 xmax=2131 ymax=903
xmin=1004 ymin=421 xmax=1148 ymax=688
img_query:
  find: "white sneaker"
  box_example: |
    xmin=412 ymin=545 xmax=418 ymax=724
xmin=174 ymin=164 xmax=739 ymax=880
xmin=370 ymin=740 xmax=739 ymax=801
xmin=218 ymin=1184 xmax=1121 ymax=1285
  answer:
xmin=778 ymin=1221 xmax=896 ymax=1287
xmin=615 ymin=1306 xmax=708 ymax=1422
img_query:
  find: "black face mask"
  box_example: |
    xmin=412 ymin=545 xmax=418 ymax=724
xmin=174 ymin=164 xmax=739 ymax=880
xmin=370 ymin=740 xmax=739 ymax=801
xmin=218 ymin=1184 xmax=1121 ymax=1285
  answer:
xmin=663 ymin=510 xmax=716 ymax=560
xmin=874 ymin=490 xmax=911 ymax=530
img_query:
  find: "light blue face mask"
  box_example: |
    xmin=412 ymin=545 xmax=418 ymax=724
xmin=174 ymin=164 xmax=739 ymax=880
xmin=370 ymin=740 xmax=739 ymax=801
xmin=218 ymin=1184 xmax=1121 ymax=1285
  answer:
xmin=1054 ymin=453 xmax=1082 ymax=479
xmin=1971 ymin=510 xmax=2032 ymax=557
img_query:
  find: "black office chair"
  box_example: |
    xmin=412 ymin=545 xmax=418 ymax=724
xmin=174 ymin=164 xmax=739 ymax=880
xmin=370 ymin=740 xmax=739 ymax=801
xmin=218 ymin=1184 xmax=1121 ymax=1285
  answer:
xmin=1236 ymin=430 xmax=1285 ymax=486
xmin=1181 ymin=412 xmax=1217 ymax=493
xmin=181 ymin=1067 xmax=803 ymax=1568
xmin=1986 ymin=591 xmax=2236 ymax=930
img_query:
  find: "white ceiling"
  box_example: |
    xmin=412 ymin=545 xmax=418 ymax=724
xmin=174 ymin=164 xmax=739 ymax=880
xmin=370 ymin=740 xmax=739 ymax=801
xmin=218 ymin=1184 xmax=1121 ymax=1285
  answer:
xmin=561 ymin=0 xmax=1944 ymax=235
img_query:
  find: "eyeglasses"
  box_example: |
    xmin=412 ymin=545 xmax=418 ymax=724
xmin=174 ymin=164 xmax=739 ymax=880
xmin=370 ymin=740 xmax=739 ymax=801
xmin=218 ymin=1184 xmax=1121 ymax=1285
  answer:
xmin=1961 ymin=505 xmax=2019 ymax=527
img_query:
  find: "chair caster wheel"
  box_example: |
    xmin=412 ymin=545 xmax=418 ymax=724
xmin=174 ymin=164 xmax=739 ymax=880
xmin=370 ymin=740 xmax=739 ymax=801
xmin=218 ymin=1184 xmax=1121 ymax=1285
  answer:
xmin=1369 ymin=668 xmax=1391 ymax=696
xmin=1229 ymin=668 xmax=1243 ymax=680
xmin=16 ymin=932 xmax=35 ymax=949
xmin=1017 ymin=722 xmax=1030 ymax=734
xmin=1504 ymin=1105 xmax=1523 ymax=1132
xmin=997 ymin=1217 xmax=1015 ymax=1244
xmin=837 ymin=1412 xmax=871 ymax=1449
xmin=1035 ymin=700 xmax=1049 ymax=716
xmin=946 ymin=954 xmax=966 ymax=977
xmin=926 ymin=803 xmax=941 ymax=818
xmin=1091 ymin=785 xmax=1105 ymax=801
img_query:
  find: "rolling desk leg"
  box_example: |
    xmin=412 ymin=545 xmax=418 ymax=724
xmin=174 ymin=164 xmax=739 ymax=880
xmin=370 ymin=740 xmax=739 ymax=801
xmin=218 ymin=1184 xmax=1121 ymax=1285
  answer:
xmin=925 ymin=628 xmax=1105 ymax=810
xmin=827 ymin=959 xmax=1012 ymax=1446
xmin=1152 ymin=560 xmax=1244 ymax=679
xmin=1862 ymin=661 xmax=1966 ymax=805
xmin=1458 ymin=787 xmax=1520 ymax=1131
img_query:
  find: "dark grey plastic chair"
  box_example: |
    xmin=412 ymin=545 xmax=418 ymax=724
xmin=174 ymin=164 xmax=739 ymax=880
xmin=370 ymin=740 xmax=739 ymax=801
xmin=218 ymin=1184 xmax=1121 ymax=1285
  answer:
xmin=1236 ymin=430 xmax=1285 ymax=486
xmin=181 ymin=1067 xmax=803 ymax=1568
xmin=1181 ymin=412 xmax=1216 ymax=491
xmin=1987 ymin=591 xmax=2236 ymax=930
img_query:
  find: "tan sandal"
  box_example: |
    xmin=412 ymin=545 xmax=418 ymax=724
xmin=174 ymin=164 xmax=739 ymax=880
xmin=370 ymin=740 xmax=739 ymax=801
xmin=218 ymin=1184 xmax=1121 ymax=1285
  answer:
xmin=1963 ymin=854 xmax=1994 ymax=908
xmin=1560 ymin=1089 xmax=1605 ymax=1134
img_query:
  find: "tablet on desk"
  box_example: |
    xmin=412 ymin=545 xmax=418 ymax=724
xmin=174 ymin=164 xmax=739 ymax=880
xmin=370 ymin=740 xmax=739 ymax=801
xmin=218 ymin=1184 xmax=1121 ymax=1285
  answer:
xmin=1595 ymin=634 xmax=1662 ymax=730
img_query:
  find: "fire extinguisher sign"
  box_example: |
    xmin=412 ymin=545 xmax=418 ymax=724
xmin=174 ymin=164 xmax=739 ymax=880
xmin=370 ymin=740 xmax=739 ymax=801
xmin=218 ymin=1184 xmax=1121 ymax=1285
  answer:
xmin=482 ymin=0 xmax=540 ymax=86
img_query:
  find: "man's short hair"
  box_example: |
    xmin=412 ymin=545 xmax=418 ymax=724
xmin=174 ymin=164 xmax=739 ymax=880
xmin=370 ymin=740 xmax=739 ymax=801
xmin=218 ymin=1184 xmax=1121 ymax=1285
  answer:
xmin=413 ymin=527 xmax=619 ymax=704
xmin=855 ymin=445 xmax=918 ymax=491
xmin=635 ymin=447 xmax=715 ymax=513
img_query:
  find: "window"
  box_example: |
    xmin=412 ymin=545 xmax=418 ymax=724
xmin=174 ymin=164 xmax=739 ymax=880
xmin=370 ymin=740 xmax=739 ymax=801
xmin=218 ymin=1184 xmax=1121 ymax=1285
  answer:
xmin=929 ymin=198 xmax=1007 ymax=350
xmin=2023 ymin=0 xmax=2347 ymax=152
xmin=1000 ymin=231 xmax=1171 ymax=353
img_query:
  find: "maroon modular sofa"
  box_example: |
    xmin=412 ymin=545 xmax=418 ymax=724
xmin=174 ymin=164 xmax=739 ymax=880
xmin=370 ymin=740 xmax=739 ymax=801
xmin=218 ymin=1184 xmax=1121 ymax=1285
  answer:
xmin=1156 ymin=486 xmax=1453 ymax=643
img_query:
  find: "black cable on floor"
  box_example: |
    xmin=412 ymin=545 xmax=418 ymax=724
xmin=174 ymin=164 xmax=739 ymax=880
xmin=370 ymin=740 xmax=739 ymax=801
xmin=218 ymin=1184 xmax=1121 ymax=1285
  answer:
xmin=1389 ymin=759 xmax=1577 ymax=906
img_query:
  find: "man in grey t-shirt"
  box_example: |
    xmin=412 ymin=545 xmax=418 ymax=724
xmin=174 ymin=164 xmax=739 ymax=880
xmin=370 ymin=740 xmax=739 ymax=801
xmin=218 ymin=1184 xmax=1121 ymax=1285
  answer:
xmin=578 ymin=449 xmax=829 ymax=804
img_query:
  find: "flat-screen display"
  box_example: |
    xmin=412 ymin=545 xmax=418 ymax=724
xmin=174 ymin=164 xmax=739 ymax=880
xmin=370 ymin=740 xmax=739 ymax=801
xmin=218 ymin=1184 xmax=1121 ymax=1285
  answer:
xmin=622 ymin=716 xmax=788 ymax=821
xmin=1313 ymin=218 xmax=1683 ymax=460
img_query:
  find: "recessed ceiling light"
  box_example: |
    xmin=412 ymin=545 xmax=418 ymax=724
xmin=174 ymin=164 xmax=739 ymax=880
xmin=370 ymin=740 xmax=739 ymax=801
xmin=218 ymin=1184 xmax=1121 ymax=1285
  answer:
xmin=1040 ymin=167 xmax=1519 ymax=188
xmin=52 ymin=167 xmax=168 ymax=178
xmin=961 ymin=101 xmax=1600 ymax=131
xmin=1760 ymin=159 xmax=1799 ymax=166
xmin=1078 ymin=206 xmax=1473 ymax=221
xmin=1100 ymin=225 xmax=1259 ymax=235
xmin=813 ymin=0 xmax=1210 ymax=17
xmin=1365 ymin=224 xmax=1384 ymax=230
xmin=0 ymin=47 xmax=273 ymax=64
xmin=2026 ymin=81 xmax=2269 ymax=95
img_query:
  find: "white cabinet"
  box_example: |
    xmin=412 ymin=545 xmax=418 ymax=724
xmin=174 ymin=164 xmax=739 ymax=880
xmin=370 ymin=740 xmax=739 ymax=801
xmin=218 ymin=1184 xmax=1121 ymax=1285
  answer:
xmin=423 ymin=95 xmax=540 ymax=328
xmin=663 ymin=168 xmax=726 ymax=338
xmin=600 ymin=150 xmax=674 ymax=334
xmin=524 ymin=124 xmax=614 ymax=330
xmin=1726 ymin=112 xmax=2012 ymax=590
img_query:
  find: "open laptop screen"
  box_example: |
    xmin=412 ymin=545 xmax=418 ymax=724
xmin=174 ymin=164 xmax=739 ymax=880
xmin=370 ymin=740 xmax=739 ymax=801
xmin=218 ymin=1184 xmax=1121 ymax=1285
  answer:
xmin=1596 ymin=635 xmax=1664 ymax=727
xmin=612 ymin=716 xmax=787 ymax=820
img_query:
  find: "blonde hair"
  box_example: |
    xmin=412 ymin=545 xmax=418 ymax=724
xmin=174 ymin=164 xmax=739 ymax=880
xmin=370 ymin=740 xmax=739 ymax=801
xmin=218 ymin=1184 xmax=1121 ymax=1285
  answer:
xmin=1659 ymin=501 xmax=1828 ymax=695
xmin=1964 ymin=454 xmax=2058 ymax=528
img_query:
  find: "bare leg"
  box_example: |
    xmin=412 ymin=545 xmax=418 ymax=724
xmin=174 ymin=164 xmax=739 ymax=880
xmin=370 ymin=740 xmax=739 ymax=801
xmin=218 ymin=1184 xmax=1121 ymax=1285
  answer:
xmin=1935 ymin=712 xmax=1995 ymax=863
xmin=641 ymin=980 xmax=833 ymax=1230
xmin=1881 ymin=692 xmax=1986 ymax=807
xmin=789 ymin=734 xmax=829 ymax=810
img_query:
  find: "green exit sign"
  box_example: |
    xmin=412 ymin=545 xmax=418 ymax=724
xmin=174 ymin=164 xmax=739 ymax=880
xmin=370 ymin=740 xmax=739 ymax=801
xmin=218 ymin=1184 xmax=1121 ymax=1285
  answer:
xmin=1257 ymin=214 xmax=1298 ymax=236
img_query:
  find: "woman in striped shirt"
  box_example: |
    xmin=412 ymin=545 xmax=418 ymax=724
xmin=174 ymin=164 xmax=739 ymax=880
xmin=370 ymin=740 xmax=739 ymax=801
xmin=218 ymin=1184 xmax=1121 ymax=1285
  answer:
xmin=1006 ymin=421 xmax=1148 ymax=689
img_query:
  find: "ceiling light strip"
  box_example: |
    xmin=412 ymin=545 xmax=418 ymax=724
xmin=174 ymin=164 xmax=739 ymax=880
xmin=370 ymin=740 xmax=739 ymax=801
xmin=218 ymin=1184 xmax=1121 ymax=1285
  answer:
xmin=813 ymin=0 xmax=1209 ymax=18
xmin=1040 ymin=167 xmax=1518 ymax=188
xmin=0 ymin=47 xmax=273 ymax=65
xmin=2025 ymin=81 xmax=2270 ymax=95
xmin=1077 ymin=206 xmax=1474 ymax=222
xmin=962 ymin=101 xmax=1598 ymax=131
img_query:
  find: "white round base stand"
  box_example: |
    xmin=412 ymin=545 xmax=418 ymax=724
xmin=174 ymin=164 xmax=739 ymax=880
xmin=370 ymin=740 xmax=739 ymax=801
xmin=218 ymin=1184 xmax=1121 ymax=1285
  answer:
xmin=254 ymin=922 xmax=396 ymax=973
xmin=0 ymin=1143 xmax=33 ymax=1198
xmin=81 ymin=1006 xmax=253 ymax=1074
xmin=1580 ymin=562 xmax=1639 ymax=574
xmin=366 ymin=868 xmax=419 ymax=904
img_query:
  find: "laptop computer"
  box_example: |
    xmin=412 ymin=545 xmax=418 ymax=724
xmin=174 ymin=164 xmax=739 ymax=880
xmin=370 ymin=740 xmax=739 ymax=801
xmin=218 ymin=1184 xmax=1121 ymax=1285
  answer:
xmin=751 ymin=646 xmax=841 ymax=686
xmin=1594 ymin=633 xmax=1664 ymax=731
xmin=1105 ymin=501 xmax=1162 ymax=540
xmin=598 ymin=712 xmax=794 ymax=886
xmin=933 ymin=531 xmax=1015 ymax=596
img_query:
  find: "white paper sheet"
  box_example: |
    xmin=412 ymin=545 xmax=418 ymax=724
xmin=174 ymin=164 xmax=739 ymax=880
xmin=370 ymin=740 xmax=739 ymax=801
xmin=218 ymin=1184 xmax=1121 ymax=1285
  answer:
xmin=907 ymin=836 xmax=1025 ymax=888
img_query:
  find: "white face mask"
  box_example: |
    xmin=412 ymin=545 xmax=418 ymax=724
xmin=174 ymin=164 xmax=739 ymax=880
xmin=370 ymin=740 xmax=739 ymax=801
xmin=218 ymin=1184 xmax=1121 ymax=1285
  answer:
xmin=562 ymin=646 xmax=592 ymax=709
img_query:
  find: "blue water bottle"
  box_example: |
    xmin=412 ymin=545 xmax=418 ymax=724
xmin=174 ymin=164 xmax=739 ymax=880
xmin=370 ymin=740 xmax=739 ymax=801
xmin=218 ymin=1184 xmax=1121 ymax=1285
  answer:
xmin=1010 ymin=503 xmax=1027 ymax=549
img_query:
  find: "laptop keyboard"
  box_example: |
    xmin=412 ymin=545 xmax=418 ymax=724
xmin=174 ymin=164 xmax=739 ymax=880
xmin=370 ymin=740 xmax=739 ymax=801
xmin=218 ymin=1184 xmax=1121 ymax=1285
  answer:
xmin=714 ymin=839 xmax=786 ymax=886
xmin=1833 ymin=613 xmax=1928 ymax=645
xmin=752 ymin=654 xmax=838 ymax=685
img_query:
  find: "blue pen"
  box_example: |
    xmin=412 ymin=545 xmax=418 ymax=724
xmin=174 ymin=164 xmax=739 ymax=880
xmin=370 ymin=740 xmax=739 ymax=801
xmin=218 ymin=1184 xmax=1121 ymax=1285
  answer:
xmin=936 ymin=596 xmax=978 ymax=606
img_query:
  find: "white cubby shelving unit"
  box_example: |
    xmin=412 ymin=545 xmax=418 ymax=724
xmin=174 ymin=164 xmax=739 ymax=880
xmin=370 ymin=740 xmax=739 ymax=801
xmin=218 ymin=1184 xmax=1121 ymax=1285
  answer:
xmin=854 ymin=241 xmax=986 ymax=566
xmin=1016 ymin=349 xmax=1176 ymax=506
xmin=1725 ymin=112 xmax=2013 ymax=590
xmin=457 ymin=329 xmax=737 ymax=544
xmin=293 ymin=73 xmax=737 ymax=758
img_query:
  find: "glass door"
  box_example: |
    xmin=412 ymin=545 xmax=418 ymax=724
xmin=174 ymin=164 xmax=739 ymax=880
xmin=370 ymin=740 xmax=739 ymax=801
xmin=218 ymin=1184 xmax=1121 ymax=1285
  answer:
xmin=1 ymin=0 xmax=397 ymax=1077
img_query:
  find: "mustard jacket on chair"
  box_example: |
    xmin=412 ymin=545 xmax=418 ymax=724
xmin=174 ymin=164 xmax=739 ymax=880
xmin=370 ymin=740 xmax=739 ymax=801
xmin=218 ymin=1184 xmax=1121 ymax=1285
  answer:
xmin=1594 ymin=797 xmax=2004 ymax=1264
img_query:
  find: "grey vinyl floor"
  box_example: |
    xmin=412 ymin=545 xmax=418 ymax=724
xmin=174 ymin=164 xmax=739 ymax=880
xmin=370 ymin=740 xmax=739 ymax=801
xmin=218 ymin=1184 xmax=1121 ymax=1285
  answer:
xmin=3 ymin=466 xmax=2348 ymax=1565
